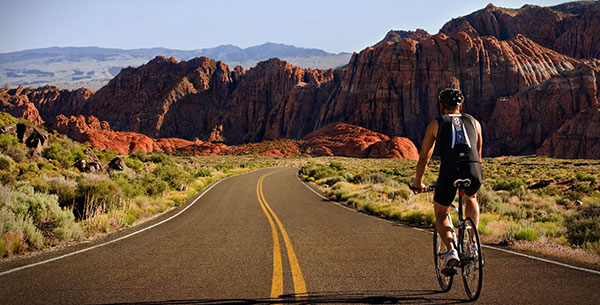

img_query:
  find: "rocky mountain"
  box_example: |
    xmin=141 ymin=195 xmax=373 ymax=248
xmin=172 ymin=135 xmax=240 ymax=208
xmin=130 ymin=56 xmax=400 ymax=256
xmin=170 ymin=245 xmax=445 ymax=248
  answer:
xmin=1 ymin=2 xmax=599 ymax=159
xmin=440 ymin=1 xmax=600 ymax=59
xmin=0 ymin=44 xmax=351 ymax=90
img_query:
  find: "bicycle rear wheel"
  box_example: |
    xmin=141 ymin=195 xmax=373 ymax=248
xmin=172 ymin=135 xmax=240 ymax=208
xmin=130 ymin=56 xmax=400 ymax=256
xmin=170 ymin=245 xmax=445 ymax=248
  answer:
xmin=460 ymin=217 xmax=483 ymax=301
xmin=433 ymin=226 xmax=453 ymax=292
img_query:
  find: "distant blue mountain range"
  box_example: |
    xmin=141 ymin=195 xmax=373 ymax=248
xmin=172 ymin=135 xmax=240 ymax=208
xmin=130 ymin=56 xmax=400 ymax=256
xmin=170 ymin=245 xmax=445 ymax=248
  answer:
xmin=0 ymin=43 xmax=351 ymax=90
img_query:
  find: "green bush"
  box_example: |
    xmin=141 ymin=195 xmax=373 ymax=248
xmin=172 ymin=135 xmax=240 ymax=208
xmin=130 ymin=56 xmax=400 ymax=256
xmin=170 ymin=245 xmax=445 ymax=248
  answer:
xmin=478 ymin=185 xmax=502 ymax=213
xmin=75 ymin=174 xmax=123 ymax=218
xmin=152 ymin=163 xmax=193 ymax=190
xmin=515 ymin=227 xmax=538 ymax=241
xmin=124 ymin=156 xmax=144 ymax=172
xmin=324 ymin=175 xmax=345 ymax=186
xmin=493 ymin=178 xmax=526 ymax=192
xmin=111 ymin=173 xmax=144 ymax=198
xmin=566 ymin=205 xmax=600 ymax=247
xmin=215 ymin=163 xmax=234 ymax=172
xmin=195 ymin=168 xmax=212 ymax=177
xmin=328 ymin=161 xmax=344 ymax=171
xmin=42 ymin=144 xmax=85 ymax=166
xmin=142 ymin=173 xmax=170 ymax=196
xmin=1 ymin=183 xmax=82 ymax=250
xmin=0 ymin=133 xmax=19 ymax=149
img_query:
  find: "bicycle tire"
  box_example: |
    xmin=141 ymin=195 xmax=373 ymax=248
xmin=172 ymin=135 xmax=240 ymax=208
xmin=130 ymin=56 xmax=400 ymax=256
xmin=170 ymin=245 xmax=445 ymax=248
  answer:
xmin=433 ymin=226 xmax=453 ymax=292
xmin=459 ymin=217 xmax=483 ymax=301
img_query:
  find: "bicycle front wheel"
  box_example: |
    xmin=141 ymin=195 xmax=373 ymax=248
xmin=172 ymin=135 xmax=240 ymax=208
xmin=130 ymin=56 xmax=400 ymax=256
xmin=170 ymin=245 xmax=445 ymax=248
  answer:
xmin=460 ymin=217 xmax=483 ymax=301
xmin=433 ymin=226 xmax=453 ymax=292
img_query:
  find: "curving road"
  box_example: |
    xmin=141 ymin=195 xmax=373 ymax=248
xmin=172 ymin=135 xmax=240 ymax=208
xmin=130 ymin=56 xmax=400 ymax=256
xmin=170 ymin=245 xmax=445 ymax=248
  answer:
xmin=1 ymin=168 xmax=599 ymax=304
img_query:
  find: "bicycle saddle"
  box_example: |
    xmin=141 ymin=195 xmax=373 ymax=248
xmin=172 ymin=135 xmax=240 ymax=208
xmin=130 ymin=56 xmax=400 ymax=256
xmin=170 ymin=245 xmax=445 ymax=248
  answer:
xmin=453 ymin=178 xmax=471 ymax=188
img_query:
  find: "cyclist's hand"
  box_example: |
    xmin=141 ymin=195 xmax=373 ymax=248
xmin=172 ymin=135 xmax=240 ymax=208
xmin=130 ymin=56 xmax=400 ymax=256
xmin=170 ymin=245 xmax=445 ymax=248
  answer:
xmin=410 ymin=181 xmax=427 ymax=194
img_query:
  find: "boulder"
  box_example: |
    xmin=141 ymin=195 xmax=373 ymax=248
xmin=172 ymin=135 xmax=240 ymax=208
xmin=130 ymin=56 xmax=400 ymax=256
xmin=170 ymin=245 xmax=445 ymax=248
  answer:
xmin=108 ymin=157 xmax=127 ymax=171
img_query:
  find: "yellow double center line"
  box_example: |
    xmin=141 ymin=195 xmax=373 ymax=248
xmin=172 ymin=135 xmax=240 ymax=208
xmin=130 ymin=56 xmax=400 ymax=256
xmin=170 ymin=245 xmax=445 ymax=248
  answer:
xmin=256 ymin=171 xmax=307 ymax=300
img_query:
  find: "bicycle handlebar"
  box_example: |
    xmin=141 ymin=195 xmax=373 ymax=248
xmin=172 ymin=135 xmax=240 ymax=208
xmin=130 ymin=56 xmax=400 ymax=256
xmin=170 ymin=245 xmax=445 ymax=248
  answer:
xmin=407 ymin=183 xmax=435 ymax=193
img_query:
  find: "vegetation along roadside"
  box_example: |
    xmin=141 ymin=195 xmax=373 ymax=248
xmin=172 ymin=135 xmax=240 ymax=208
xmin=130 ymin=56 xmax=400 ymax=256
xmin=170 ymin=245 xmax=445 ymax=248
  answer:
xmin=299 ymin=157 xmax=600 ymax=266
xmin=0 ymin=112 xmax=307 ymax=259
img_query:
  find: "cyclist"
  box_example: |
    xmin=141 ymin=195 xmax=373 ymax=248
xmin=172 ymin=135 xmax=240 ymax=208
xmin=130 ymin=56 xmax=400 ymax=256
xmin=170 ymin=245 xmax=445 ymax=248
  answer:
xmin=412 ymin=88 xmax=483 ymax=273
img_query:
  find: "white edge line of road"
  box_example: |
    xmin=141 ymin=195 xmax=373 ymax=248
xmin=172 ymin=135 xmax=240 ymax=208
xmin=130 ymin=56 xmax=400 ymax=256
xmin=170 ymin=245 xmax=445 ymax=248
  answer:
xmin=296 ymin=173 xmax=600 ymax=276
xmin=0 ymin=173 xmax=239 ymax=277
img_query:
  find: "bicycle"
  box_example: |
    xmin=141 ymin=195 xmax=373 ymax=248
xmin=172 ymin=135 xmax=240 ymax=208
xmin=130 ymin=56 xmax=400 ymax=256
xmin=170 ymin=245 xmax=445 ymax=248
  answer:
xmin=408 ymin=179 xmax=484 ymax=301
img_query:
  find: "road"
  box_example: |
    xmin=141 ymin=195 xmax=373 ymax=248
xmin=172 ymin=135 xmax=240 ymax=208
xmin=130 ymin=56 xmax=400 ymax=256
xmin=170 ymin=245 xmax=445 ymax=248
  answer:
xmin=1 ymin=168 xmax=599 ymax=304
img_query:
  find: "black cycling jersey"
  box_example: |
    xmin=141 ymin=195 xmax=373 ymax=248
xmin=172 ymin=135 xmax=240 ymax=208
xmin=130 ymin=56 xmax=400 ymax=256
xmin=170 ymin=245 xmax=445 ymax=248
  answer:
xmin=434 ymin=113 xmax=483 ymax=206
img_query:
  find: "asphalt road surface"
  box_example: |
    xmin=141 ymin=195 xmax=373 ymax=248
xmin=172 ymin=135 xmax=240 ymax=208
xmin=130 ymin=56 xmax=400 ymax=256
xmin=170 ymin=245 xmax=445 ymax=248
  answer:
xmin=1 ymin=168 xmax=599 ymax=304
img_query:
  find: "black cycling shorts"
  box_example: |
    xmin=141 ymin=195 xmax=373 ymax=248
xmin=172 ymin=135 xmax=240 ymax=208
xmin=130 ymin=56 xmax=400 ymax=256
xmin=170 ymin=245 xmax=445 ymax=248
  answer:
xmin=434 ymin=162 xmax=483 ymax=206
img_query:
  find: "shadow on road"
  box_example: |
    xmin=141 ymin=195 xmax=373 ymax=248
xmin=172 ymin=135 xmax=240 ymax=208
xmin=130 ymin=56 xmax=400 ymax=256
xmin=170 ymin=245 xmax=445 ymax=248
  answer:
xmin=95 ymin=289 xmax=466 ymax=304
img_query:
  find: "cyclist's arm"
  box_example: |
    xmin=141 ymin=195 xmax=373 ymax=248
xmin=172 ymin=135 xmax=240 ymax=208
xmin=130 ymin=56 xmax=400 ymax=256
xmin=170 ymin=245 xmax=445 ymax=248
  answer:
xmin=476 ymin=119 xmax=482 ymax=158
xmin=413 ymin=119 xmax=438 ymax=190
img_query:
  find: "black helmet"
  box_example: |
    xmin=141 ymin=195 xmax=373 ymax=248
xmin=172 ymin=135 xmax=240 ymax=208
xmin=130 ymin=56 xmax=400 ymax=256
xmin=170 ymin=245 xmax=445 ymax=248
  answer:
xmin=438 ymin=88 xmax=464 ymax=108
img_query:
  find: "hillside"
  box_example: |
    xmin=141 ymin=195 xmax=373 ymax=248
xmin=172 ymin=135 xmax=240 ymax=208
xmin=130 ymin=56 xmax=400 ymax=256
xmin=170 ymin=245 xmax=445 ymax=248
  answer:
xmin=0 ymin=44 xmax=351 ymax=90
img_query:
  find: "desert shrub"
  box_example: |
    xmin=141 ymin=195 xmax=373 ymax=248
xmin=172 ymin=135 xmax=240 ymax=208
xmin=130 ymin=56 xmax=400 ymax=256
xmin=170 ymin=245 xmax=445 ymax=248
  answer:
xmin=352 ymin=173 xmax=390 ymax=184
xmin=124 ymin=156 xmax=144 ymax=172
xmin=215 ymin=163 xmax=234 ymax=172
xmin=147 ymin=152 xmax=169 ymax=164
xmin=328 ymin=161 xmax=344 ymax=171
xmin=493 ymin=178 xmax=526 ymax=192
xmin=94 ymin=149 xmax=118 ymax=164
xmin=1 ymin=183 xmax=82 ymax=253
xmin=46 ymin=175 xmax=78 ymax=207
xmin=110 ymin=173 xmax=144 ymax=198
xmin=515 ymin=227 xmax=538 ymax=241
xmin=300 ymin=163 xmax=338 ymax=180
xmin=381 ymin=168 xmax=404 ymax=176
xmin=0 ymin=133 xmax=19 ymax=149
xmin=576 ymin=172 xmax=596 ymax=182
xmin=566 ymin=205 xmax=600 ymax=247
xmin=324 ymin=175 xmax=345 ymax=186
xmin=0 ymin=161 xmax=20 ymax=184
xmin=195 ymin=168 xmax=212 ymax=177
xmin=142 ymin=173 xmax=170 ymax=196
xmin=75 ymin=174 xmax=124 ymax=218
xmin=133 ymin=150 xmax=148 ymax=162
xmin=477 ymin=185 xmax=502 ymax=213
xmin=152 ymin=163 xmax=193 ymax=190
xmin=42 ymin=143 xmax=85 ymax=166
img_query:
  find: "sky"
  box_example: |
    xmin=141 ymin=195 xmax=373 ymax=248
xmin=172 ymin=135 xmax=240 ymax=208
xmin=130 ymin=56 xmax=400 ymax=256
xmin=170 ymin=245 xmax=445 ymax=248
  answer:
xmin=0 ymin=0 xmax=578 ymax=54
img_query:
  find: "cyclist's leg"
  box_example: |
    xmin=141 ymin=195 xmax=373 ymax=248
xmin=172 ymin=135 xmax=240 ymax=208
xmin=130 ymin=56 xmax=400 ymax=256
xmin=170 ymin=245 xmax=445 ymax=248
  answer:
xmin=434 ymin=201 xmax=454 ymax=251
xmin=464 ymin=194 xmax=480 ymax=226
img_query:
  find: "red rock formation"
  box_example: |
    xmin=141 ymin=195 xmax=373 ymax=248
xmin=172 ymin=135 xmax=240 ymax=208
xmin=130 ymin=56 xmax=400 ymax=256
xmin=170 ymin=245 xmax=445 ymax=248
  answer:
xmin=440 ymin=2 xmax=600 ymax=59
xmin=487 ymin=63 xmax=600 ymax=155
xmin=0 ymin=85 xmax=91 ymax=124
xmin=53 ymin=114 xmax=230 ymax=155
xmin=303 ymin=122 xmax=418 ymax=159
xmin=319 ymin=32 xmax=579 ymax=148
xmin=537 ymin=105 xmax=600 ymax=159
xmin=83 ymin=56 xmax=242 ymax=138
xmin=0 ymin=87 xmax=43 ymax=124
xmin=375 ymin=29 xmax=431 ymax=46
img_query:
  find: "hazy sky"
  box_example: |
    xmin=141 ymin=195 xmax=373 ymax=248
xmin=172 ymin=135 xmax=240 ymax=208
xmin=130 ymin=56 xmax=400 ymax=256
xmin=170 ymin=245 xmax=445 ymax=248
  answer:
xmin=0 ymin=0 xmax=577 ymax=54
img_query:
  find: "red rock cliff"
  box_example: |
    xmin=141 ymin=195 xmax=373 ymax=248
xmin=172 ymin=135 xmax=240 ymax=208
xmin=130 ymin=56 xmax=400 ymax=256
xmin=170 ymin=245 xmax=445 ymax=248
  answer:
xmin=440 ymin=2 xmax=600 ymax=59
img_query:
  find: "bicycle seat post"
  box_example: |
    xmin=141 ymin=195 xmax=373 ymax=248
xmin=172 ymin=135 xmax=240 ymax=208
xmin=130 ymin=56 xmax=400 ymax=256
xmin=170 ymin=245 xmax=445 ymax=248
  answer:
xmin=453 ymin=179 xmax=471 ymax=222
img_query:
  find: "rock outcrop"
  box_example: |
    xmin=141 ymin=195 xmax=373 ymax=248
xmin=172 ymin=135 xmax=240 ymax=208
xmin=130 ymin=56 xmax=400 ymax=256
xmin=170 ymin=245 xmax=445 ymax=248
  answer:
xmin=440 ymin=2 xmax=600 ymax=59
xmin=375 ymin=29 xmax=431 ymax=46
xmin=487 ymin=62 xmax=600 ymax=156
xmin=537 ymin=105 xmax=600 ymax=159
xmin=303 ymin=122 xmax=418 ymax=159
xmin=0 ymin=85 xmax=91 ymax=125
